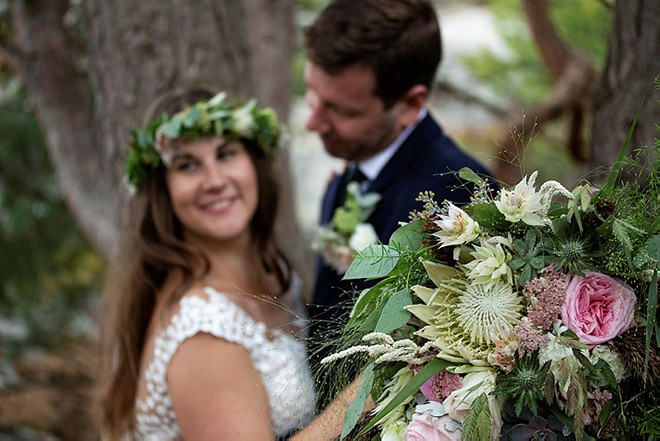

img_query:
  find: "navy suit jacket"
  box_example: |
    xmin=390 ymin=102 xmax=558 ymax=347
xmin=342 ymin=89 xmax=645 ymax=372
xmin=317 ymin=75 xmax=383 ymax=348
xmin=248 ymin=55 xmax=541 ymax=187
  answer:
xmin=308 ymin=113 xmax=494 ymax=405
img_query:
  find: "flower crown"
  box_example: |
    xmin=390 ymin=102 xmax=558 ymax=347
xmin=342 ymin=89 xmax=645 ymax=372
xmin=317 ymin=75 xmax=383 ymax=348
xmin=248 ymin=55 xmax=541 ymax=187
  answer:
xmin=124 ymin=92 xmax=280 ymax=193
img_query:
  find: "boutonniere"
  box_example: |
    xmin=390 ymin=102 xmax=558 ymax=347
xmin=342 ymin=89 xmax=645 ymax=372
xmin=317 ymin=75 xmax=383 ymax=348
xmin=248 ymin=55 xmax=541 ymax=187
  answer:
xmin=314 ymin=182 xmax=381 ymax=274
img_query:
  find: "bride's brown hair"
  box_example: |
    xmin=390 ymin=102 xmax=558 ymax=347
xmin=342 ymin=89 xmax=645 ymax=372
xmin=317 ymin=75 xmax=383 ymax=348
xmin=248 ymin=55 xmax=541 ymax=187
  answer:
xmin=96 ymin=88 xmax=290 ymax=439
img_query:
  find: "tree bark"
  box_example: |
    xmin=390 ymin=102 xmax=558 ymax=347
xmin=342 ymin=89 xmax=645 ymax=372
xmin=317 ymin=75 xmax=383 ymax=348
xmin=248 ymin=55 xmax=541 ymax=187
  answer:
xmin=588 ymin=0 xmax=659 ymax=183
xmin=5 ymin=0 xmax=313 ymax=284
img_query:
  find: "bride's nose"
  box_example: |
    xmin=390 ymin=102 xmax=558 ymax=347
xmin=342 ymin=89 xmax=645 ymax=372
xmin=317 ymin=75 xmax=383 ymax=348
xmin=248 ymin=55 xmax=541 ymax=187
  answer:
xmin=201 ymin=164 xmax=228 ymax=190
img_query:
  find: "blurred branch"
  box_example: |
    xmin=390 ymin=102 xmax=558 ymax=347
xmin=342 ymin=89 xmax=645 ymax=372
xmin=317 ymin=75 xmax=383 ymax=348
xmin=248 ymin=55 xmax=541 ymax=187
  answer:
xmin=435 ymin=80 xmax=509 ymax=118
xmin=521 ymin=0 xmax=570 ymax=81
xmin=490 ymin=0 xmax=595 ymax=186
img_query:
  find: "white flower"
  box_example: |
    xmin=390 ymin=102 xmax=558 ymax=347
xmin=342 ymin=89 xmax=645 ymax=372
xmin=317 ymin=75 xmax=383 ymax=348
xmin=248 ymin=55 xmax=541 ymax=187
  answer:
xmin=464 ymin=237 xmax=514 ymax=286
xmin=442 ymin=370 xmax=502 ymax=438
xmin=495 ymin=171 xmax=547 ymax=226
xmin=432 ymin=203 xmax=481 ymax=247
xmin=381 ymin=420 xmax=408 ymax=441
xmin=349 ymin=223 xmax=378 ymax=251
xmin=589 ymin=345 xmax=627 ymax=383
xmin=231 ymin=102 xmax=255 ymax=136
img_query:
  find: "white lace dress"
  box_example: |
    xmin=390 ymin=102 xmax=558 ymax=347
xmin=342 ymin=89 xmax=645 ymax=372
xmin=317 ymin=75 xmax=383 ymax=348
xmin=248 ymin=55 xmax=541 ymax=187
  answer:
xmin=131 ymin=282 xmax=316 ymax=440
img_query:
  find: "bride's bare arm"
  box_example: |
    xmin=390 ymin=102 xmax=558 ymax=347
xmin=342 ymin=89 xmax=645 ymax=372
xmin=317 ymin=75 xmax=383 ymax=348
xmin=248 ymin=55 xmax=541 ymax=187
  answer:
xmin=290 ymin=374 xmax=375 ymax=441
xmin=168 ymin=333 xmax=275 ymax=441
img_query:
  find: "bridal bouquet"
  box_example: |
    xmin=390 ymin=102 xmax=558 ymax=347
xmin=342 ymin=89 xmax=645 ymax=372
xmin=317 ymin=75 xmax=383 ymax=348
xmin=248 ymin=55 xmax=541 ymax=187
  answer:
xmin=323 ymin=146 xmax=658 ymax=440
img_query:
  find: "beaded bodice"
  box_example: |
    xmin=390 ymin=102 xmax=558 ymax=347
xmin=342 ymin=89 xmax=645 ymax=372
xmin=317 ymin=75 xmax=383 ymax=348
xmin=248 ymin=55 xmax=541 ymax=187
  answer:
xmin=131 ymin=283 xmax=316 ymax=440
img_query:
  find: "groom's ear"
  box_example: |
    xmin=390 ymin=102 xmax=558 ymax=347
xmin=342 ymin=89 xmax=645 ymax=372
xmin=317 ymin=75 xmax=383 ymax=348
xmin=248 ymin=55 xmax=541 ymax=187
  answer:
xmin=397 ymin=85 xmax=428 ymax=128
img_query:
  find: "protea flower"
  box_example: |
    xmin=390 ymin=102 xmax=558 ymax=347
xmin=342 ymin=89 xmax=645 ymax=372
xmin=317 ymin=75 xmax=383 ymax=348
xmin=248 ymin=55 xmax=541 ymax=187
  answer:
xmin=406 ymin=260 xmax=524 ymax=365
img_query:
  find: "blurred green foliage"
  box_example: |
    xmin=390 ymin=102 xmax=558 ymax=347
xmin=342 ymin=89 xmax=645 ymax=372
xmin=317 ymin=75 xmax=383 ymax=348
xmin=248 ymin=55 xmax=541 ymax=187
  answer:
xmin=463 ymin=0 xmax=612 ymax=104
xmin=0 ymin=83 xmax=103 ymax=356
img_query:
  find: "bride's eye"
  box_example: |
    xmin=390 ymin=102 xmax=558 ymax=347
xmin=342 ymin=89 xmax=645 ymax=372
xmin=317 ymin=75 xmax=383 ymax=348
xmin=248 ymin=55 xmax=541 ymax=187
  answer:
xmin=171 ymin=156 xmax=198 ymax=172
xmin=216 ymin=145 xmax=240 ymax=162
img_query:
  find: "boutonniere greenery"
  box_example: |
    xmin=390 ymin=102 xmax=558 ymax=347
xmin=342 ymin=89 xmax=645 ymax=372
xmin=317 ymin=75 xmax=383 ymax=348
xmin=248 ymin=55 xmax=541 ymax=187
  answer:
xmin=314 ymin=182 xmax=382 ymax=274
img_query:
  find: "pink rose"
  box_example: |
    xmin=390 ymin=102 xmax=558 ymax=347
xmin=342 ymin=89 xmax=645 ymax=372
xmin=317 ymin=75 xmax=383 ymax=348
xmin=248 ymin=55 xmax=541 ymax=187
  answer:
xmin=561 ymin=271 xmax=636 ymax=345
xmin=405 ymin=412 xmax=462 ymax=441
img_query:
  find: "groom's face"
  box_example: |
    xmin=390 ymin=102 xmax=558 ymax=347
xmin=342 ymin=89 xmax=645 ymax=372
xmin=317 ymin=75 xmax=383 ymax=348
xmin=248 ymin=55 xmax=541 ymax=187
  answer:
xmin=304 ymin=62 xmax=409 ymax=162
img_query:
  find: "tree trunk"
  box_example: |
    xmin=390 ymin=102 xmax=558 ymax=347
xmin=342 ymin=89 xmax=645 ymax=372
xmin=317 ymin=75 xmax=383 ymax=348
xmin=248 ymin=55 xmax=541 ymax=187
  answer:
xmin=588 ymin=0 xmax=660 ymax=183
xmin=7 ymin=0 xmax=313 ymax=284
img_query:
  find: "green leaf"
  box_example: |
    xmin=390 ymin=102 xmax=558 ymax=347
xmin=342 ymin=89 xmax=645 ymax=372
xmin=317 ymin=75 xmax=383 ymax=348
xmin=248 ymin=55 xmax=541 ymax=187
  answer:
xmin=374 ymin=288 xmax=412 ymax=333
xmin=161 ymin=118 xmax=182 ymax=138
xmin=469 ymin=202 xmax=507 ymax=230
xmin=356 ymin=358 xmax=450 ymax=437
xmin=520 ymin=264 xmax=532 ymax=286
xmin=346 ymin=282 xmax=388 ymax=329
xmin=646 ymin=235 xmax=660 ymax=261
xmin=459 ymin=167 xmax=484 ymax=185
xmin=344 ymin=244 xmax=400 ymax=280
xmin=358 ymin=300 xmax=386 ymax=334
xmin=461 ymin=393 xmax=491 ymax=441
xmin=508 ymin=258 xmax=527 ymax=270
xmin=530 ymin=256 xmax=545 ymax=269
xmin=182 ymin=106 xmax=201 ymax=128
xmin=340 ymin=363 xmax=375 ymax=440
xmin=389 ymin=220 xmax=424 ymax=251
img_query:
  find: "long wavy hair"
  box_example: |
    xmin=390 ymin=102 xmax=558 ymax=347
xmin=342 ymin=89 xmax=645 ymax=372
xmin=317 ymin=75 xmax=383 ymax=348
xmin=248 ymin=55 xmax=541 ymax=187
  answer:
xmin=96 ymin=88 xmax=291 ymax=439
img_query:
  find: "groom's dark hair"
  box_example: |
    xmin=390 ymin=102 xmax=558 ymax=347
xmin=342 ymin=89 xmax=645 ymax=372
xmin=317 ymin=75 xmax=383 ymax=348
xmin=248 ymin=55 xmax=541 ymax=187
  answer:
xmin=303 ymin=0 xmax=441 ymax=109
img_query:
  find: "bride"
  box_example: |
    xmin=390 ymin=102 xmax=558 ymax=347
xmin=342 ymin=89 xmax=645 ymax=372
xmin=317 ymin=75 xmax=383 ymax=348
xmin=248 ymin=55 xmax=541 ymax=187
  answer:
xmin=98 ymin=88 xmax=364 ymax=440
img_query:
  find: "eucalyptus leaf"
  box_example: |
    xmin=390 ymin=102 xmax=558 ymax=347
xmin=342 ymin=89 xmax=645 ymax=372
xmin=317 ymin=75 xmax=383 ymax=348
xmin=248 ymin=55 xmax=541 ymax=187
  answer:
xmin=182 ymin=106 xmax=201 ymax=128
xmin=340 ymin=364 xmax=375 ymax=440
xmin=459 ymin=167 xmax=485 ymax=185
xmin=358 ymin=301 xmax=386 ymax=334
xmin=344 ymin=244 xmax=400 ymax=280
xmin=161 ymin=118 xmax=181 ymax=138
xmin=375 ymin=289 xmax=412 ymax=333
xmin=469 ymin=202 xmax=507 ymax=230
xmin=389 ymin=220 xmax=424 ymax=251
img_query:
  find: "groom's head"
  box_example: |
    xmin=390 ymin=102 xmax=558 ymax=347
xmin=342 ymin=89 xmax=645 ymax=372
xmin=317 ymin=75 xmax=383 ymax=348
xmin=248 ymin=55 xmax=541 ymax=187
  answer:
xmin=303 ymin=0 xmax=442 ymax=161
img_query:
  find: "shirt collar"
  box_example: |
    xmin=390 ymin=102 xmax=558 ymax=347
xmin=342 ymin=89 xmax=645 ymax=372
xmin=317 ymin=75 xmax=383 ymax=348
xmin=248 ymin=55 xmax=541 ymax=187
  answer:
xmin=357 ymin=107 xmax=428 ymax=181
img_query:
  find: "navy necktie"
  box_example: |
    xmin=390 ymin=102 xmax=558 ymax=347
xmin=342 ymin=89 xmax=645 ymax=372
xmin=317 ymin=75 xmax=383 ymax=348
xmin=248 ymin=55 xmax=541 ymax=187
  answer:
xmin=335 ymin=164 xmax=367 ymax=208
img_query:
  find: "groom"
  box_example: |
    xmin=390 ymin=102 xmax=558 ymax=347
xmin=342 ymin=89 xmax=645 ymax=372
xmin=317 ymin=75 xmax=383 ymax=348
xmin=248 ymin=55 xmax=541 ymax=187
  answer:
xmin=304 ymin=0 xmax=496 ymax=408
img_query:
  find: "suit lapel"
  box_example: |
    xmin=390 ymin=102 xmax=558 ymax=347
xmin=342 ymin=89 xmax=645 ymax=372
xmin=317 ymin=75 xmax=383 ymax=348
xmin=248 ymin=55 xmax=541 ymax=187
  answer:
xmin=321 ymin=174 xmax=342 ymax=225
xmin=367 ymin=113 xmax=440 ymax=194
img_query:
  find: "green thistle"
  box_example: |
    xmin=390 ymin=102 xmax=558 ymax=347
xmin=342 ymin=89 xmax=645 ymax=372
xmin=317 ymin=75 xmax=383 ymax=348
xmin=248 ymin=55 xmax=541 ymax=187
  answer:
xmin=545 ymin=218 xmax=598 ymax=276
xmin=494 ymin=352 xmax=549 ymax=417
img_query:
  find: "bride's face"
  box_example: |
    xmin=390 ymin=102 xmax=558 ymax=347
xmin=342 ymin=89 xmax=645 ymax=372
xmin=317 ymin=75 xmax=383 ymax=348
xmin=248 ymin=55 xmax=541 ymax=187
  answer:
xmin=165 ymin=135 xmax=258 ymax=246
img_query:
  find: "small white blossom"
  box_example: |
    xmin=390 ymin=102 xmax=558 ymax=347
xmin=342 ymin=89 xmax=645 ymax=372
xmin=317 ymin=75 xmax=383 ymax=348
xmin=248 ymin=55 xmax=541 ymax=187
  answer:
xmin=495 ymin=171 xmax=546 ymax=226
xmin=232 ymin=103 xmax=255 ymax=136
xmin=432 ymin=203 xmax=481 ymax=247
xmin=349 ymin=223 xmax=378 ymax=251
xmin=381 ymin=421 xmax=407 ymax=441
xmin=464 ymin=237 xmax=514 ymax=286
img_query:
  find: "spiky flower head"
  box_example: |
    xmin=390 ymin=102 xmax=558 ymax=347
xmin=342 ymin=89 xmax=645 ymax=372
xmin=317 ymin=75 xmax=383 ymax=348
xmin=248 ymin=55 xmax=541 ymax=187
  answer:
xmin=406 ymin=261 xmax=523 ymax=365
xmin=493 ymin=352 xmax=549 ymax=417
